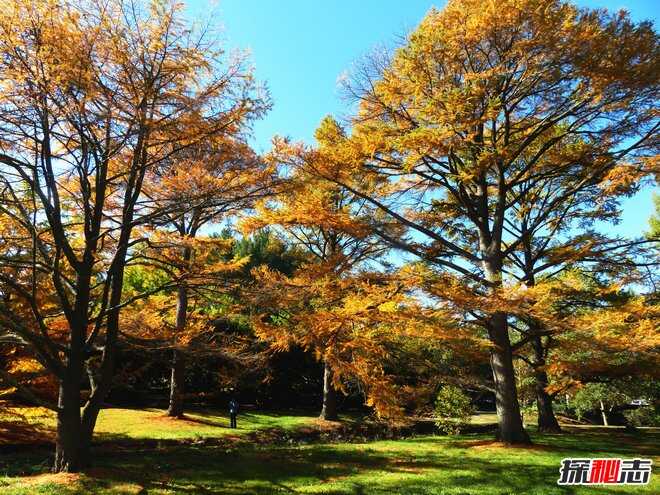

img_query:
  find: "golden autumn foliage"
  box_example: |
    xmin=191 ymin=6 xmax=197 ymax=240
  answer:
xmin=0 ymin=0 xmax=273 ymax=470
xmin=120 ymin=232 xmax=247 ymax=344
xmin=0 ymin=0 xmax=658 ymax=468
xmin=242 ymin=117 xmax=417 ymax=418
xmin=533 ymin=274 xmax=660 ymax=392
xmin=250 ymin=265 xmax=483 ymax=419
xmin=129 ymin=66 xmax=272 ymax=415
xmin=289 ymin=0 xmax=659 ymax=442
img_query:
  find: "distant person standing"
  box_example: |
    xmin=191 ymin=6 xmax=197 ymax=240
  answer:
xmin=229 ymin=398 xmax=239 ymax=428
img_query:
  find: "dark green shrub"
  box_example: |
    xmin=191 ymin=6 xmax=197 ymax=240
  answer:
xmin=434 ymin=385 xmax=474 ymax=434
xmin=624 ymin=406 xmax=660 ymax=427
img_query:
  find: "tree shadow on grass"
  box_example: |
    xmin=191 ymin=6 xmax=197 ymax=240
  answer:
xmin=163 ymin=414 xmax=231 ymax=429
xmin=450 ymin=428 xmax=659 ymax=457
xmin=37 ymin=438 xmax=656 ymax=495
xmin=79 ymin=443 xmax=456 ymax=494
xmin=2 ymin=428 xmax=658 ymax=494
xmin=536 ymin=428 xmax=659 ymax=457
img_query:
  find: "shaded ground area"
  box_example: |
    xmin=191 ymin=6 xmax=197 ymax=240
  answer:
xmin=0 ymin=406 xmax=658 ymax=494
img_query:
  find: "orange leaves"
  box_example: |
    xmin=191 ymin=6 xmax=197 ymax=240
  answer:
xmin=139 ymin=228 xmax=243 ymax=277
xmin=251 ymin=268 xmax=399 ymax=413
xmin=121 ymin=229 xmax=246 ymax=347
xmin=0 ymin=1 xmax=97 ymax=96
xmin=341 ymin=0 xmax=659 ymax=213
xmin=243 ymin=189 xmax=370 ymax=242
xmin=323 ymin=1 xmax=658 ymax=403
xmin=599 ymin=164 xmax=647 ymax=196
xmin=568 ymin=298 xmax=660 ymax=356
xmin=250 ymin=262 xmax=487 ymax=418
xmin=120 ymin=292 xmax=215 ymax=347
xmin=7 ymin=357 xmax=44 ymax=376
xmin=0 ymin=1 xmax=275 ymax=416
xmin=314 ymin=116 xmax=347 ymax=149
xmin=243 ymin=119 xmax=383 ymax=282
xmin=2 ymin=353 xmax=58 ymax=401
xmin=144 ymin=138 xmax=274 ymax=213
xmin=516 ymin=272 xmax=660 ymax=386
xmin=0 ymin=0 xmax=656 ymax=430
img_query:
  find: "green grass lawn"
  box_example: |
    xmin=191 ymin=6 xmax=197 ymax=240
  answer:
xmin=1 ymin=407 xmax=658 ymax=494
xmin=0 ymin=405 xmax=317 ymax=442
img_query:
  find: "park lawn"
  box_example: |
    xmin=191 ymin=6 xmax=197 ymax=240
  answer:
xmin=95 ymin=408 xmax=316 ymax=440
xmin=0 ymin=404 xmax=318 ymax=442
xmin=0 ymin=407 xmax=658 ymax=495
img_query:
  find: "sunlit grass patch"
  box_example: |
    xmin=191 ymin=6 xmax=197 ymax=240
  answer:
xmin=0 ymin=405 xmax=319 ymax=444
xmin=1 ymin=407 xmax=658 ymax=494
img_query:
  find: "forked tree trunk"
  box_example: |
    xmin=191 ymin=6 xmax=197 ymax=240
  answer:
xmin=531 ymin=336 xmax=561 ymax=433
xmin=54 ymin=255 xmax=130 ymax=472
xmin=167 ymin=282 xmax=188 ymax=418
xmin=319 ymin=361 xmax=338 ymax=421
xmin=487 ymin=312 xmax=531 ymax=444
xmin=50 ymin=116 xmax=146 ymax=472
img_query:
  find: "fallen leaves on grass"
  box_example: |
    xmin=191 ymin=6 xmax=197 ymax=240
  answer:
xmin=12 ymin=472 xmax=80 ymax=487
xmin=459 ymin=439 xmax=550 ymax=451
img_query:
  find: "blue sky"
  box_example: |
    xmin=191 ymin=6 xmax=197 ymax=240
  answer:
xmin=185 ymin=0 xmax=658 ymax=237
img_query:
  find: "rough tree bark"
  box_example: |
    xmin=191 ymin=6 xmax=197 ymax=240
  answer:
xmin=319 ymin=361 xmax=338 ymax=421
xmin=482 ymin=253 xmax=531 ymax=445
xmin=487 ymin=312 xmax=531 ymax=444
xmin=167 ymin=350 xmax=186 ymax=417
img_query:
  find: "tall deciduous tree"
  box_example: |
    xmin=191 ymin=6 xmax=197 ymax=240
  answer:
xmin=500 ymin=144 xmax=657 ymax=432
xmin=310 ymin=0 xmax=658 ymax=443
xmin=244 ymin=117 xmax=389 ymax=420
xmin=138 ymin=104 xmax=273 ymax=418
xmin=121 ymin=231 xmax=248 ymax=416
xmin=0 ymin=0 xmax=261 ymax=471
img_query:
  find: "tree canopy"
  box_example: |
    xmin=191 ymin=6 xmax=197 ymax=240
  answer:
xmin=0 ymin=0 xmax=657 ymax=472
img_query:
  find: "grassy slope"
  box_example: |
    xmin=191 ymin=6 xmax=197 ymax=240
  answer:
xmin=0 ymin=407 xmax=658 ymax=495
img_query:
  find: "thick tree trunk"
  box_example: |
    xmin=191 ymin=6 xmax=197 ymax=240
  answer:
xmin=319 ymin=361 xmax=338 ymax=421
xmin=54 ymin=386 xmax=81 ymax=472
xmin=532 ymin=336 xmax=561 ymax=433
xmin=167 ymin=282 xmax=188 ymax=417
xmin=487 ymin=312 xmax=531 ymax=444
xmin=48 ymin=113 xmax=147 ymax=473
xmin=481 ymin=251 xmax=530 ymax=445
xmin=167 ymin=349 xmax=186 ymax=417
xmin=54 ymin=381 xmax=93 ymax=472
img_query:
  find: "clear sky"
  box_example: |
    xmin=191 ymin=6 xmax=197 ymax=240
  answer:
xmin=185 ymin=0 xmax=659 ymax=238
